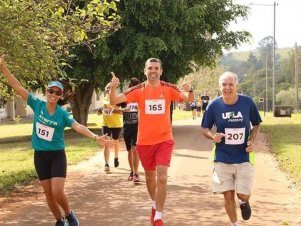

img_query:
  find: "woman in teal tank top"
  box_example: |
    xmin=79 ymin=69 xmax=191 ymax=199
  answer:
xmin=0 ymin=55 xmax=111 ymax=226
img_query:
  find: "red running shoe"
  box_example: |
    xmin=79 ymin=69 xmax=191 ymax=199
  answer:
xmin=133 ymin=174 xmax=141 ymax=183
xmin=149 ymin=207 xmax=156 ymax=224
xmin=128 ymin=172 xmax=133 ymax=181
xmin=153 ymin=219 xmax=164 ymax=226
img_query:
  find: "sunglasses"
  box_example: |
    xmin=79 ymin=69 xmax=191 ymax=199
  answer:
xmin=47 ymin=88 xmax=63 ymax=96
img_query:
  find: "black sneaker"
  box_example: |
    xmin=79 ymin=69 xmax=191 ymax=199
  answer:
xmin=55 ymin=219 xmax=65 ymax=226
xmin=240 ymin=201 xmax=252 ymax=220
xmin=104 ymin=163 xmax=110 ymax=172
xmin=114 ymin=157 xmax=119 ymax=167
xmin=66 ymin=210 xmax=79 ymax=226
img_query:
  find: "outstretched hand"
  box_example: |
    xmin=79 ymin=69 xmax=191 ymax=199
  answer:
xmin=110 ymin=72 xmax=120 ymax=88
xmin=182 ymin=76 xmax=192 ymax=92
xmin=95 ymin=134 xmax=114 ymax=147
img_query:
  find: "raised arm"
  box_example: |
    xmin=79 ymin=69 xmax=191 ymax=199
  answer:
xmin=109 ymin=72 xmax=127 ymax=105
xmin=0 ymin=55 xmax=29 ymax=102
xmin=179 ymin=78 xmax=194 ymax=102
xmin=71 ymin=121 xmax=111 ymax=147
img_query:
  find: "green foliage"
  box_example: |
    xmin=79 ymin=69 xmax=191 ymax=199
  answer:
xmin=178 ymin=65 xmax=225 ymax=98
xmin=0 ymin=0 xmax=119 ymax=97
xmin=88 ymin=0 xmax=251 ymax=85
xmin=220 ymin=36 xmax=300 ymax=111
xmin=276 ymin=88 xmax=301 ymax=106
xmin=64 ymin=0 xmax=251 ymax=124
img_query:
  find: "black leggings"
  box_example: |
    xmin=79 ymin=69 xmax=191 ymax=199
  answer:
xmin=34 ymin=150 xmax=67 ymax=181
xmin=123 ymin=125 xmax=138 ymax=151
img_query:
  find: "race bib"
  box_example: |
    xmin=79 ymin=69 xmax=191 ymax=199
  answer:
xmin=145 ymin=99 xmax=165 ymax=114
xmin=36 ymin=122 xmax=54 ymax=141
xmin=128 ymin=103 xmax=138 ymax=112
xmin=225 ymin=128 xmax=245 ymax=145
xmin=103 ymin=108 xmax=113 ymax=115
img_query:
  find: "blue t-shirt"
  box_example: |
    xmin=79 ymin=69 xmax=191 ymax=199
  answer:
xmin=201 ymin=95 xmax=262 ymax=164
xmin=27 ymin=93 xmax=75 ymax=151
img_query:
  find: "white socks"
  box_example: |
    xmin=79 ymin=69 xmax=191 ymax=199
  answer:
xmin=152 ymin=201 xmax=156 ymax=209
xmin=154 ymin=211 xmax=162 ymax=221
xmin=239 ymin=200 xmax=246 ymax=205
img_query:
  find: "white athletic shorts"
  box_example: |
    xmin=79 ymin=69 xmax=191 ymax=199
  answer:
xmin=212 ymin=162 xmax=254 ymax=195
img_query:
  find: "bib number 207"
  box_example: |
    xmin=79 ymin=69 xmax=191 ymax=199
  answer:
xmin=227 ymin=133 xmax=243 ymax=141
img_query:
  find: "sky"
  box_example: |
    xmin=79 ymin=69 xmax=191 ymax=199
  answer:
xmin=230 ymin=0 xmax=301 ymax=52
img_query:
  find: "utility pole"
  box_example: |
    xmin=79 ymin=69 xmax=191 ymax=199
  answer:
xmin=250 ymin=2 xmax=277 ymax=113
xmin=295 ymin=42 xmax=299 ymax=111
xmin=253 ymin=73 xmax=256 ymax=97
xmin=272 ymin=1 xmax=276 ymax=113
xmin=266 ymin=53 xmax=268 ymax=111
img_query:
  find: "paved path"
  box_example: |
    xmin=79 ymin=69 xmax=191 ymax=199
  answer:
xmin=1 ymin=119 xmax=301 ymax=225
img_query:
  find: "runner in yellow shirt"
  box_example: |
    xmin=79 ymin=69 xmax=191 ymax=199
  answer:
xmin=101 ymin=84 xmax=123 ymax=172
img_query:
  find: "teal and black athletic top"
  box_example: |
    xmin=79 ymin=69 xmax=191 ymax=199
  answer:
xmin=27 ymin=93 xmax=75 ymax=151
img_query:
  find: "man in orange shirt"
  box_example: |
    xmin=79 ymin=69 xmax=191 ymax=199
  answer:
xmin=109 ymin=58 xmax=194 ymax=226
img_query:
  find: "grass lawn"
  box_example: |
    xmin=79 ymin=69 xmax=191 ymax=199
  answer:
xmin=0 ymin=109 xmax=191 ymax=194
xmin=260 ymin=112 xmax=301 ymax=187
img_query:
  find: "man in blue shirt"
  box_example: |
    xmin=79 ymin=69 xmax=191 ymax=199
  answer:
xmin=201 ymin=71 xmax=262 ymax=226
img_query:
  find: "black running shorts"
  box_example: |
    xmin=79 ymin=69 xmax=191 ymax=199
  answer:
xmin=102 ymin=126 xmax=122 ymax=140
xmin=34 ymin=150 xmax=67 ymax=181
xmin=123 ymin=124 xmax=138 ymax=151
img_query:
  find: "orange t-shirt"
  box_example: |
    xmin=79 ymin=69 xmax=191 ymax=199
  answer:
xmin=124 ymin=81 xmax=183 ymax=145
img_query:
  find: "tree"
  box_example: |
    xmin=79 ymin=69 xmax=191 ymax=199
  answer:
xmin=257 ymin=36 xmax=274 ymax=67
xmin=178 ymin=64 xmax=225 ymax=99
xmin=0 ymin=0 xmax=119 ymax=97
xmin=67 ymin=0 xmax=251 ymax=124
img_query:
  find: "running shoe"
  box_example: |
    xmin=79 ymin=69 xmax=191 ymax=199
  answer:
xmin=55 ymin=219 xmax=65 ymax=226
xmin=128 ymin=172 xmax=134 ymax=181
xmin=149 ymin=207 xmax=156 ymax=224
xmin=114 ymin=157 xmax=119 ymax=167
xmin=153 ymin=219 xmax=164 ymax=226
xmin=133 ymin=173 xmax=140 ymax=183
xmin=104 ymin=163 xmax=110 ymax=172
xmin=66 ymin=210 xmax=79 ymax=226
xmin=240 ymin=201 xmax=252 ymax=220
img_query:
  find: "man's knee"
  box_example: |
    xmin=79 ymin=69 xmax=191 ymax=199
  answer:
xmin=237 ymin=193 xmax=250 ymax=202
xmin=223 ymin=190 xmax=235 ymax=202
xmin=145 ymin=171 xmax=156 ymax=182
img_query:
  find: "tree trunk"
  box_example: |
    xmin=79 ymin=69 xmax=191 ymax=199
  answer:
xmin=70 ymin=82 xmax=95 ymax=126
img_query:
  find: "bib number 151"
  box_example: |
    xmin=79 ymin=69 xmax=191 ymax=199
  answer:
xmin=36 ymin=122 xmax=55 ymax=141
